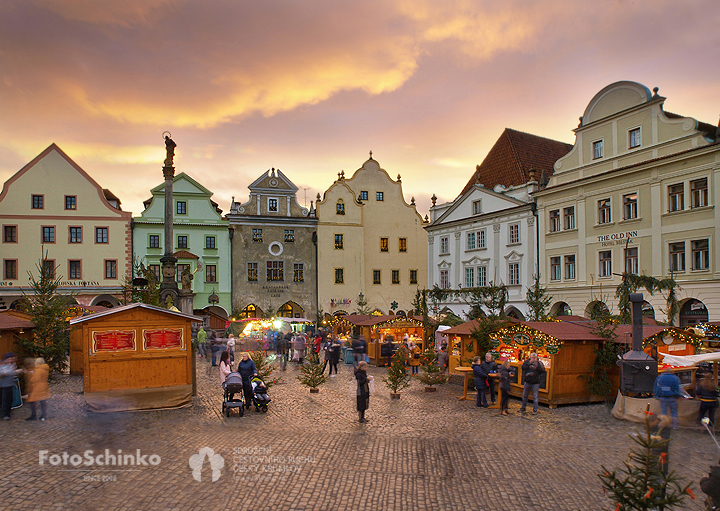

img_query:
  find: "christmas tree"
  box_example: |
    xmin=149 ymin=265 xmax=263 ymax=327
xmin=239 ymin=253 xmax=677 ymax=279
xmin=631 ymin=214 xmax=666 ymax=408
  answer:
xmin=599 ymin=407 xmax=694 ymax=510
xmin=297 ymin=350 xmax=326 ymax=391
xmin=417 ymin=348 xmax=448 ymax=388
xmin=384 ymin=349 xmax=411 ymax=394
xmin=249 ymin=351 xmax=280 ymax=389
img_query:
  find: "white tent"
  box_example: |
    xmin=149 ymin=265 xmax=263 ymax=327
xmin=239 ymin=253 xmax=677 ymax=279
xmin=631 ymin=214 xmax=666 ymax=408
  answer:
xmin=659 ymin=351 xmax=720 ymax=367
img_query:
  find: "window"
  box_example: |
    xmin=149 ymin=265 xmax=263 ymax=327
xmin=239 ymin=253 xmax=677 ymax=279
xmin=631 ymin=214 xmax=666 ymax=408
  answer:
xmin=104 ymin=260 xmax=117 ymax=279
xmin=149 ymin=264 xmax=160 ymax=281
xmin=3 ymin=225 xmax=17 ymax=243
xmin=478 ymin=230 xmax=486 ymax=249
xmin=564 ymin=207 xmax=575 ymax=230
xmin=268 ymin=198 xmax=278 ymax=212
xmin=623 ymin=193 xmax=638 ymax=220
xmin=32 ymin=195 xmax=43 ymax=209
xmin=508 ymin=263 xmax=520 ymax=286
xmin=410 ymin=270 xmax=418 ymax=285
xmin=549 ymin=210 xmax=560 ymax=232
xmin=42 ymin=226 xmax=55 ymax=243
xmin=359 ymin=191 xmax=368 ymax=201
xmin=206 ymin=264 xmax=217 ymax=282
xmin=466 ymin=232 xmax=476 ymax=250
xmin=669 ymin=242 xmax=685 ymax=272
xmin=336 ymin=202 xmax=345 ymax=215
xmin=373 ymin=270 xmax=382 ymax=285
xmin=149 ymin=235 xmax=160 ymax=248
xmin=465 ymin=267 xmax=475 ymax=288
xmin=380 ymin=237 xmax=388 ymax=252
xmin=440 ymin=237 xmax=449 ymax=254
xmin=392 ymin=270 xmax=400 ymax=284
xmin=334 ymin=234 xmax=344 ymax=250
xmin=294 ymin=263 xmax=304 ymax=282
xmin=692 ymin=239 xmax=709 ymax=270
xmin=599 ymin=250 xmax=612 ymax=277
xmin=69 ymin=260 xmax=82 ymax=279
xmin=42 ymin=260 xmax=55 ymax=278
xmin=472 ymin=200 xmax=482 ymax=215
xmin=176 ymin=201 xmax=186 ymax=215
xmin=629 ymin=128 xmax=641 ymax=149
xmin=668 ymin=184 xmax=684 ymax=212
xmin=691 ymin=178 xmax=708 ymax=208
xmin=252 ymin=229 xmax=263 ymax=242
xmin=176 ymin=264 xmax=190 ymax=282
xmin=477 ymin=266 xmax=487 ymax=287
xmin=65 ymin=195 xmax=77 ymax=210
xmin=3 ymin=260 xmax=17 ymax=280
xmin=284 ymin=230 xmax=294 ymax=243
xmin=202 ymin=236 xmax=215 ymax=249
xmin=267 ymin=261 xmax=283 ymax=281
xmin=69 ymin=226 xmax=82 ymax=243
xmin=177 ymin=235 xmax=188 ymax=249
xmin=376 ymin=192 xmax=384 ymax=201
xmin=247 ymin=262 xmax=258 ymax=282
xmin=335 ymin=268 xmax=344 ymax=284
xmin=593 ymin=140 xmax=603 ymax=159
xmin=550 ymin=257 xmax=561 ymax=281
xmin=96 ymin=227 xmax=108 ymax=244
xmin=399 ymin=238 xmax=407 ymax=252
xmin=509 ymin=223 xmax=520 ymax=244
xmin=439 ymin=270 xmax=449 ymax=289
xmin=625 ymin=247 xmax=638 ymax=275
xmin=598 ymin=199 xmax=612 ymax=224
xmin=564 ymin=255 xmax=576 ymax=280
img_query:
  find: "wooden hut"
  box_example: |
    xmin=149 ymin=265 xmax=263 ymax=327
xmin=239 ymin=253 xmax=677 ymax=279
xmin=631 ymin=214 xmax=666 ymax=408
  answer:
xmin=0 ymin=310 xmax=35 ymax=357
xmin=69 ymin=303 xmax=201 ymax=412
xmin=336 ymin=315 xmax=426 ymax=366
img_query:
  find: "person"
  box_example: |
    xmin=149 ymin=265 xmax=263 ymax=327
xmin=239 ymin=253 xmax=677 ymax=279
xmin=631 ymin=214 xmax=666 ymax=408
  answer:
xmin=313 ymin=333 xmax=322 ymax=355
xmin=329 ymin=337 xmax=342 ymax=377
xmin=219 ymin=351 xmax=233 ymax=385
xmin=498 ymin=360 xmax=512 ymax=416
xmin=322 ymin=337 xmax=333 ymax=374
xmin=653 ymin=367 xmax=683 ymax=429
xmin=355 ymin=361 xmax=370 ymax=423
xmin=24 ymin=358 xmax=50 ymax=421
xmin=480 ymin=352 xmax=499 ymax=405
xmin=236 ymin=353 xmax=258 ymax=409
xmin=696 ymin=373 xmax=719 ymax=428
xmin=472 ymin=356 xmax=489 ymax=408
xmin=0 ymin=353 xmax=21 ymax=420
xmin=196 ymin=327 xmax=207 ymax=358
xmin=293 ymin=333 xmax=306 ymax=366
xmin=408 ymin=342 xmax=422 ymax=376
xmin=351 ymin=336 xmax=363 ymax=367
xmin=209 ymin=330 xmax=220 ymax=366
xmin=383 ymin=335 xmax=395 ymax=367
xmin=277 ymin=334 xmax=289 ymax=371
xmin=226 ymin=334 xmax=236 ymax=363
xmin=438 ymin=344 xmax=449 ymax=375
xmin=520 ymin=352 xmax=545 ymax=415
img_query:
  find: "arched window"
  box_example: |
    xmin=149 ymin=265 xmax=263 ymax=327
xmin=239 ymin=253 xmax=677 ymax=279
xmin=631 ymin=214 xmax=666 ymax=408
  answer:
xmin=240 ymin=304 xmax=261 ymax=319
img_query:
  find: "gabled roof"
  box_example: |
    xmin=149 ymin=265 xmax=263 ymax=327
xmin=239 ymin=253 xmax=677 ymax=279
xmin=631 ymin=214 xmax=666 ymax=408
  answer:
xmin=174 ymin=250 xmax=199 ymax=260
xmin=69 ymin=303 xmax=203 ymax=325
xmin=429 ymin=184 xmax=529 ymax=227
xmin=0 ymin=311 xmax=35 ymax=331
xmin=459 ymin=129 xmax=572 ymax=197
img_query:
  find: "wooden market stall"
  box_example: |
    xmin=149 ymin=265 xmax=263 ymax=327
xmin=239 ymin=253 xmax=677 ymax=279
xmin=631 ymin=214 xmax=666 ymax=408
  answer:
xmin=0 ymin=310 xmax=35 ymax=357
xmin=69 ymin=303 xmax=202 ymax=412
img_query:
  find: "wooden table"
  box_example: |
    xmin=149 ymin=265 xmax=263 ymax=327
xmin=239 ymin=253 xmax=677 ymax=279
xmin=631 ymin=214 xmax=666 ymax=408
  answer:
xmin=455 ymin=366 xmax=473 ymax=400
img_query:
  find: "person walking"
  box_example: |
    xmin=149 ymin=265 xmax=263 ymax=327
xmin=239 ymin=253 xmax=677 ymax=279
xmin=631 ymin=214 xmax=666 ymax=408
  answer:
xmin=24 ymin=358 xmax=50 ymax=421
xmin=196 ymin=327 xmax=207 ymax=358
xmin=219 ymin=351 xmax=233 ymax=385
xmin=329 ymin=337 xmax=342 ymax=377
xmin=480 ymin=352 xmax=499 ymax=405
xmin=355 ymin=361 xmax=370 ymax=423
xmin=498 ymin=360 xmax=512 ymax=416
xmin=653 ymin=367 xmax=683 ymax=429
xmin=696 ymin=373 xmax=719 ymax=428
xmin=209 ymin=330 xmax=220 ymax=366
xmin=322 ymin=337 xmax=333 ymax=374
xmin=277 ymin=334 xmax=289 ymax=371
xmin=293 ymin=333 xmax=306 ymax=366
xmin=519 ymin=352 xmax=545 ymax=415
xmin=472 ymin=356 xmax=489 ymax=408
xmin=226 ymin=334 xmax=236 ymax=363
xmin=0 ymin=353 xmax=21 ymax=420
xmin=237 ymin=353 xmax=258 ymax=409
xmin=351 ymin=336 xmax=363 ymax=367
xmin=408 ymin=342 xmax=421 ymax=376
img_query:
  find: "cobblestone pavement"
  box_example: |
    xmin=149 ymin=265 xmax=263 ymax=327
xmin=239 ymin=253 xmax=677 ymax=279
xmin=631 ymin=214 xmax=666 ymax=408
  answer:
xmin=0 ymin=355 xmax=715 ymax=510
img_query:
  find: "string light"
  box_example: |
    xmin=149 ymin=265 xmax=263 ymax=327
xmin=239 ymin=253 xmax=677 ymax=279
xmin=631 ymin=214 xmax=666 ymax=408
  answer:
xmin=489 ymin=323 xmax=564 ymax=354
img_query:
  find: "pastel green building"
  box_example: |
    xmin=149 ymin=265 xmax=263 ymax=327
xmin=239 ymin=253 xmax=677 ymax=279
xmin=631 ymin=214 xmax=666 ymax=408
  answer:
xmin=133 ymin=173 xmax=231 ymax=319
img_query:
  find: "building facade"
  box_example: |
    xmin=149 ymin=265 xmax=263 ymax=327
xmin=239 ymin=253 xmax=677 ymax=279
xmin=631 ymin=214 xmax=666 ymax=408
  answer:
xmin=133 ymin=172 xmax=231 ymax=318
xmin=0 ymin=144 xmax=132 ymax=309
xmin=316 ymin=156 xmax=428 ymax=316
xmin=534 ymin=81 xmax=720 ymax=325
xmin=227 ymin=168 xmax=318 ymax=319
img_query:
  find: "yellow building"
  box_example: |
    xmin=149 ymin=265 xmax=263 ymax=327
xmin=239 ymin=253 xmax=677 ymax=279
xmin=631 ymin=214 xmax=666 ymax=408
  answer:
xmin=316 ymin=155 xmax=428 ymax=316
xmin=0 ymin=144 xmax=132 ymax=309
xmin=534 ymin=81 xmax=719 ymax=325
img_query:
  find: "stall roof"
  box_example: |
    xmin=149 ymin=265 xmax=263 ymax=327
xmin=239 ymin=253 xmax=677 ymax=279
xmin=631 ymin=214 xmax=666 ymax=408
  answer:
xmin=69 ymin=303 xmax=203 ymax=325
xmin=0 ymin=311 xmax=35 ymax=330
xmin=342 ymin=314 xmax=424 ymax=327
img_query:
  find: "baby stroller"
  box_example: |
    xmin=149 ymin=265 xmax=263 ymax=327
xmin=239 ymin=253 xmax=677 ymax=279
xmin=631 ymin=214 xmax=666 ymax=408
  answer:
xmin=222 ymin=372 xmax=245 ymax=417
xmin=250 ymin=376 xmax=271 ymax=413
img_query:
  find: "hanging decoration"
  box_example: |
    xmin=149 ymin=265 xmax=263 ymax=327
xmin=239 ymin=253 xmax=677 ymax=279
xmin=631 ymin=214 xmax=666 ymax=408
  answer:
xmin=490 ymin=323 xmax=564 ymax=354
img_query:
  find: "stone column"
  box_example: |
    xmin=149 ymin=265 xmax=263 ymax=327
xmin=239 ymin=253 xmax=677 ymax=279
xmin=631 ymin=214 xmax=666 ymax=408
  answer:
xmin=159 ymin=135 xmax=179 ymax=307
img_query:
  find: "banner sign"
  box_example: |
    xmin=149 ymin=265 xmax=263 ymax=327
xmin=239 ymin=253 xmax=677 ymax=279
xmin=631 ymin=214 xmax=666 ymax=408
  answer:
xmin=142 ymin=328 xmax=184 ymax=350
xmin=92 ymin=330 xmax=136 ymax=353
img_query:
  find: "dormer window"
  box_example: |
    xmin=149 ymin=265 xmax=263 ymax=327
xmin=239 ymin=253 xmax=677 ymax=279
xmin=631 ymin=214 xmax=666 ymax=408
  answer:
xmin=268 ymin=198 xmax=278 ymax=212
xmin=472 ymin=200 xmax=482 ymax=215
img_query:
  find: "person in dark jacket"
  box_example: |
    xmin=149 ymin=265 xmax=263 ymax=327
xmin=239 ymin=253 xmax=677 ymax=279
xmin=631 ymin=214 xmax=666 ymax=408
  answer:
xmin=277 ymin=334 xmax=289 ymax=371
xmin=472 ymin=356 xmax=489 ymax=408
xmin=351 ymin=337 xmax=363 ymax=367
xmin=480 ymin=352 xmax=498 ymax=405
xmin=697 ymin=373 xmax=719 ymax=427
xmin=330 ymin=338 xmax=342 ymax=376
xmin=519 ymin=352 xmax=546 ymax=414
xmin=498 ymin=359 xmax=512 ymax=415
xmin=653 ymin=368 xmax=683 ymax=429
xmin=236 ymin=352 xmax=258 ymax=409
xmin=355 ymin=361 xmax=370 ymax=423
xmin=322 ymin=338 xmax=333 ymax=374
xmin=209 ymin=330 xmax=220 ymax=366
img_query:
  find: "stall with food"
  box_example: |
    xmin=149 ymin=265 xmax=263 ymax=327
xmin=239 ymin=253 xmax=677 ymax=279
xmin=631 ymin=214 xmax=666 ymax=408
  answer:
xmin=337 ymin=314 xmax=426 ymax=366
xmin=225 ymin=317 xmax=314 ymax=351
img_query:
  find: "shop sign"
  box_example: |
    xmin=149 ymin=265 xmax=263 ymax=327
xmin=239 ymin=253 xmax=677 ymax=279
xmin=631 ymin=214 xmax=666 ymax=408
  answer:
xmin=143 ymin=328 xmax=184 ymax=350
xmin=546 ymin=345 xmax=560 ymax=355
xmin=502 ymin=336 xmax=512 ymax=345
xmin=532 ymin=337 xmax=545 ymax=348
xmin=513 ymin=333 xmax=531 ymax=346
xmin=92 ymin=330 xmax=136 ymax=353
xmin=489 ymin=338 xmax=501 ymax=349
xmin=596 ymin=231 xmax=638 ymax=247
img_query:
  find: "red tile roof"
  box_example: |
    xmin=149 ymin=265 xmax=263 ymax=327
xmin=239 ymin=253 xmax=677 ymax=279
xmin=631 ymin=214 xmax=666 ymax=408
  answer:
xmin=174 ymin=250 xmax=199 ymax=260
xmin=0 ymin=311 xmax=35 ymax=330
xmin=459 ymin=128 xmax=572 ymax=196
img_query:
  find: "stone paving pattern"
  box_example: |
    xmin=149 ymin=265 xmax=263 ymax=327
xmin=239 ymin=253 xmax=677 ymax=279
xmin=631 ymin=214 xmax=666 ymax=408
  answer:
xmin=0 ymin=355 xmax=715 ymax=510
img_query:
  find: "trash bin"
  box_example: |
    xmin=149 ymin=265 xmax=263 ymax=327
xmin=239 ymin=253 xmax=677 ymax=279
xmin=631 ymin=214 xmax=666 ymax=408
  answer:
xmin=343 ymin=347 xmax=355 ymax=365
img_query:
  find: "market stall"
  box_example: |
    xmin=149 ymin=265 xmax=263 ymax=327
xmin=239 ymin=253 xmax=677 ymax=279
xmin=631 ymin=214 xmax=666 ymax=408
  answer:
xmin=69 ymin=303 xmax=201 ymax=412
xmin=339 ymin=315 xmax=425 ymax=366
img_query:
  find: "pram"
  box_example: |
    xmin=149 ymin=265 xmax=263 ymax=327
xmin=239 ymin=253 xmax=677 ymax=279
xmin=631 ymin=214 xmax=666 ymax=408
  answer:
xmin=250 ymin=376 xmax=271 ymax=413
xmin=222 ymin=372 xmax=244 ymax=417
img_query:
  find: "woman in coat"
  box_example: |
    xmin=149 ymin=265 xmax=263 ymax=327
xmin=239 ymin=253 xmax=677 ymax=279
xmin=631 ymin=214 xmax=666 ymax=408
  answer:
xmin=25 ymin=358 xmax=50 ymax=421
xmin=355 ymin=361 xmax=370 ymax=423
xmin=237 ymin=353 xmax=258 ymax=409
xmin=408 ymin=343 xmax=422 ymax=375
xmin=498 ymin=360 xmax=512 ymax=416
xmin=472 ymin=356 xmax=489 ymax=408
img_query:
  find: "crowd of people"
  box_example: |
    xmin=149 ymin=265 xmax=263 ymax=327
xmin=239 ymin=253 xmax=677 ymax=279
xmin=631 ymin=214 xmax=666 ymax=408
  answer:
xmin=0 ymin=353 xmax=50 ymax=421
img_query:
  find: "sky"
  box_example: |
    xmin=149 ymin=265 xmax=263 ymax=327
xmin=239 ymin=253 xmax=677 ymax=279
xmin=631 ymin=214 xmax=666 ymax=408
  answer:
xmin=1 ymin=0 xmax=719 ymax=217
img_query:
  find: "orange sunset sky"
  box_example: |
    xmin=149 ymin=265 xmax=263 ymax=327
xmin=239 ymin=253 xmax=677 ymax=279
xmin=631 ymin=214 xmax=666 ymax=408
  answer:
xmin=1 ymin=0 xmax=719 ymax=217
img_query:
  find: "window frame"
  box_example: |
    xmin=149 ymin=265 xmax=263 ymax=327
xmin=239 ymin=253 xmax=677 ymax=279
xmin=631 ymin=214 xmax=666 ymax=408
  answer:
xmin=65 ymin=195 xmax=77 ymax=210
xmin=42 ymin=259 xmax=55 ymax=279
xmin=68 ymin=260 xmax=82 ymax=280
xmin=623 ymin=193 xmax=638 ymax=220
xmin=508 ymin=262 xmax=520 ymax=286
xmin=149 ymin=234 xmax=160 ymax=248
xmin=508 ymin=223 xmax=520 ymax=245
xmin=472 ymin=200 xmax=482 ymax=215
xmin=293 ymin=263 xmax=304 ymax=282
xmin=177 ymin=235 xmax=188 ymax=249
xmin=628 ymin=127 xmax=641 ymax=149
xmin=252 ymin=228 xmax=263 ymax=242
xmin=32 ymin=194 xmax=44 ymax=210
xmin=598 ymin=198 xmax=612 ymax=225
xmin=478 ymin=229 xmax=486 ymax=249
xmin=41 ymin=225 xmax=56 ymax=244
xmin=440 ymin=237 xmax=449 ymax=254
xmin=380 ymin=237 xmax=389 ymax=252
xmin=564 ymin=255 xmax=576 ymax=280
xmin=410 ymin=269 xmax=418 ymax=285
xmin=624 ymin=247 xmax=638 ymax=275
xmin=691 ymin=239 xmax=709 ymax=271
xmin=104 ymin=259 xmax=118 ymax=279
xmin=373 ymin=269 xmax=381 ymax=285
xmin=268 ymin=197 xmax=279 ymax=213
xmin=398 ymin=237 xmax=407 ymax=253
xmin=668 ymin=183 xmax=684 ymax=212
xmin=359 ymin=191 xmax=368 ymax=201
xmin=284 ymin=230 xmax=295 ymax=243
xmin=69 ymin=226 xmax=83 ymax=244
xmin=266 ymin=261 xmax=284 ymax=282
xmin=205 ymin=236 xmax=216 ymax=249
xmin=335 ymin=201 xmax=345 ymax=215
xmin=176 ymin=201 xmax=187 ymax=215
xmin=335 ymin=268 xmax=344 ymax=284
xmin=376 ymin=192 xmax=384 ymax=201
xmin=391 ymin=269 xmax=400 ymax=284
xmin=691 ymin=178 xmax=708 ymax=209
xmin=550 ymin=257 xmax=561 ymax=281
xmin=205 ymin=264 xmax=217 ymax=283
xmin=563 ymin=207 xmax=575 ymax=230
xmin=477 ymin=266 xmax=487 ymax=287
xmin=464 ymin=266 xmax=475 ymax=288
xmin=598 ymin=250 xmax=612 ymax=278
xmin=95 ymin=227 xmax=109 ymax=244
xmin=334 ymin=234 xmax=344 ymax=250
xmin=549 ymin=210 xmax=560 ymax=232
xmin=439 ymin=270 xmax=449 ymax=289
xmin=669 ymin=242 xmax=686 ymax=273
xmin=592 ymin=139 xmax=604 ymax=160
xmin=3 ymin=259 xmax=18 ymax=280
xmin=176 ymin=264 xmax=190 ymax=283
xmin=3 ymin=225 xmax=18 ymax=243
xmin=247 ymin=262 xmax=258 ymax=282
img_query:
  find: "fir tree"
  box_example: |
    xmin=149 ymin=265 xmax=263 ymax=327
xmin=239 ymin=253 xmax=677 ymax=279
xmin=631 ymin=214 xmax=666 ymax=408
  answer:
xmin=249 ymin=350 xmax=279 ymax=389
xmin=582 ymin=310 xmax=620 ymax=398
xmin=417 ymin=348 xmax=448 ymax=388
xmin=526 ymin=274 xmax=553 ymax=321
xmin=297 ymin=350 xmax=326 ymax=390
xmin=384 ymin=349 xmax=411 ymax=394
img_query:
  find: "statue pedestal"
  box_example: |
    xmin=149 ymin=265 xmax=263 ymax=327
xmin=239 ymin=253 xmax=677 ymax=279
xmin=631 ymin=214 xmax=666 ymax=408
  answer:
xmin=178 ymin=291 xmax=195 ymax=316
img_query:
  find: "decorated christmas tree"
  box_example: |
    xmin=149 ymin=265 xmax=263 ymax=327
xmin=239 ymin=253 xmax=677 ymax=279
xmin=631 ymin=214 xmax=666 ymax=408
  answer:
xmin=297 ymin=350 xmax=326 ymax=391
xmin=384 ymin=349 xmax=411 ymax=395
xmin=417 ymin=347 xmax=448 ymax=388
xmin=250 ymin=350 xmax=280 ymax=389
xmin=599 ymin=407 xmax=694 ymax=510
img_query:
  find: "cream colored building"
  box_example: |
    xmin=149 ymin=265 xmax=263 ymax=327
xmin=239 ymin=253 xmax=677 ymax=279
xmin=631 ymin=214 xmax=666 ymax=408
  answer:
xmin=534 ymin=81 xmax=720 ymax=325
xmin=0 ymin=144 xmax=132 ymax=309
xmin=316 ymin=156 xmax=428 ymax=316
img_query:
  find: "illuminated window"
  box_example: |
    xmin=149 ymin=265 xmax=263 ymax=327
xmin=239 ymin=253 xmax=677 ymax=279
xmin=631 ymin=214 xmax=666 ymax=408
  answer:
xmin=380 ymin=237 xmax=388 ymax=252
xmin=376 ymin=192 xmax=384 ymax=201
xmin=252 ymin=229 xmax=263 ymax=242
xmin=359 ymin=191 xmax=368 ymax=201
xmin=336 ymin=201 xmax=345 ymax=215
xmin=268 ymin=198 xmax=278 ymax=212
xmin=247 ymin=262 xmax=258 ymax=282
xmin=392 ymin=270 xmax=400 ymax=284
xmin=294 ymin=263 xmax=304 ymax=282
xmin=373 ymin=270 xmax=381 ymax=285
xmin=399 ymin=238 xmax=407 ymax=252
xmin=284 ymin=230 xmax=294 ymax=243
xmin=409 ymin=269 xmax=418 ymax=284
xmin=334 ymin=234 xmax=344 ymax=249
xmin=267 ymin=261 xmax=283 ymax=281
xmin=65 ymin=196 xmax=77 ymax=210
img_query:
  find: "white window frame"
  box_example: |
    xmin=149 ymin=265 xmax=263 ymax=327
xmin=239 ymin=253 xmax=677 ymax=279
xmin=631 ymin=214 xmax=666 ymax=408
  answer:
xmin=508 ymin=223 xmax=520 ymax=245
xmin=478 ymin=229 xmax=486 ymax=249
xmin=563 ymin=206 xmax=575 ymax=230
xmin=464 ymin=267 xmax=475 ymax=288
xmin=439 ymin=270 xmax=450 ymax=289
xmin=599 ymin=250 xmax=612 ymax=278
xmin=508 ymin=262 xmax=520 ymax=286
xmin=440 ymin=237 xmax=449 ymax=254
xmin=625 ymin=247 xmax=638 ymax=275
xmin=691 ymin=178 xmax=708 ymax=209
xmin=472 ymin=200 xmax=482 ymax=215
xmin=549 ymin=210 xmax=560 ymax=232
xmin=623 ymin=192 xmax=638 ymax=220
xmin=669 ymin=242 xmax=686 ymax=273
xmin=466 ymin=231 xmax=476 ymax=251
xmin=477 ymin=266 xmax=487 ymax=287
xmin=267 ymin=197 xmax=279 ymax=212
xmin=598 ymin=198 xmax=612 ymax=225
xmin=550 ymin=257 xmax=561 ymax=281
xmin=628 ymin=127 xmax=641 ymax=149
xmin=692 ymin=239 xmax=709 ymax=271
xmin=564 ymin=255 xmax=576 ymax=280
xmin=592 ymin=139 xmax=604 ymax=160
xmin=668 ymin=183 xmax=684 ymax=212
